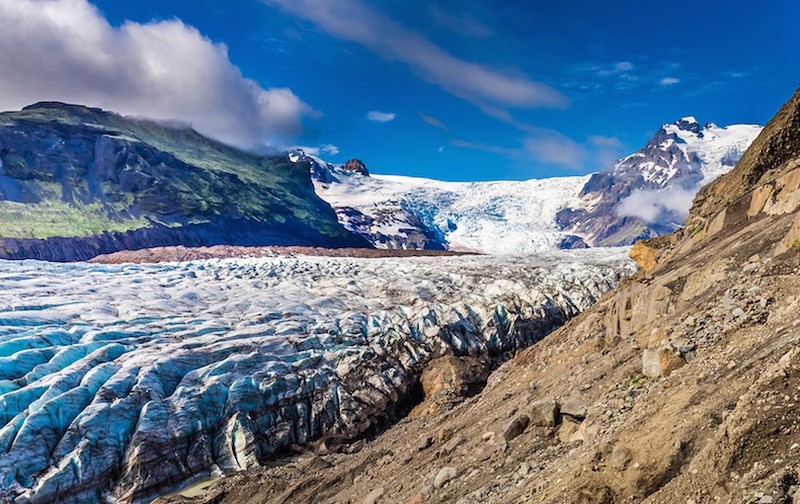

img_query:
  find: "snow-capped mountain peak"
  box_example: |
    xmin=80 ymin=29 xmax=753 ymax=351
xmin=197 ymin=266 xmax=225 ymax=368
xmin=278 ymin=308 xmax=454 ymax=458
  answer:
xmin=295 ymin=117 xmax=762 ymax=253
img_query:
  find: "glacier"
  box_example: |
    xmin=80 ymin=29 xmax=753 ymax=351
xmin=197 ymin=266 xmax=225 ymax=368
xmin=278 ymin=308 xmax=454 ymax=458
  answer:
xmin=0 ymin=251 xmax=634 ymax=503
xmin=307 ymin=118 xmax=762 ymax=252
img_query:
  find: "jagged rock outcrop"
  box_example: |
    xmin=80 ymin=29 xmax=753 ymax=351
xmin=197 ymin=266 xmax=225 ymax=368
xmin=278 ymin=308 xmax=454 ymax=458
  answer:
xmin=0 ymin=250 xmax=633 ymax=503
xmin=341 ymin=159 xmax=369 ymax=176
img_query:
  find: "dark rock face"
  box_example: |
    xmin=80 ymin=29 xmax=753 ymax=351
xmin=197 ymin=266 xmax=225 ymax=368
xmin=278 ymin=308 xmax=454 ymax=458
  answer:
xmin=0 ymin=218 xmax=362 ymax=262
xmin=341 ymin=158 xmax=369 ymax=176
xmin=0 ymin=102 xmax=368 ymax=260
xmin=557 ymin=234 xmax=590 ymax=250
xmin=308 ymin=159 xmax=448 ymax=251
xmin=334 ymin=206 xmax=446 ymax=251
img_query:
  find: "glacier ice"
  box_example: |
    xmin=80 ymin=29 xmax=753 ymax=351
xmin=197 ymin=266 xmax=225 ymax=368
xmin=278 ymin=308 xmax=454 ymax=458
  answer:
xmin=0 ymin=251 xmax=635 ymax=503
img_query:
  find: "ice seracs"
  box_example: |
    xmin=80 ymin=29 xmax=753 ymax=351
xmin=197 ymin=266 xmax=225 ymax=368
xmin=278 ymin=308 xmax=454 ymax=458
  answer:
xmin=0 ymin=251 xmax=634 ymax=503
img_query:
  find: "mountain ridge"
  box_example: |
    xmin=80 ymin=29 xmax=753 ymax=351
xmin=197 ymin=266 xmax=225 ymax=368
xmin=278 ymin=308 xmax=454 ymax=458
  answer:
xmin=306 ymin=118 xmax=761 ymax=253
xmin=0 ymin=102 xmax=369 ymax=260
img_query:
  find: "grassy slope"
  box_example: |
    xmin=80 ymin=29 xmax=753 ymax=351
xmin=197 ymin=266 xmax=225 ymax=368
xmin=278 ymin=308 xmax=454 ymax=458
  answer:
xmin=0 ymin=103 xmax=351 ymax=242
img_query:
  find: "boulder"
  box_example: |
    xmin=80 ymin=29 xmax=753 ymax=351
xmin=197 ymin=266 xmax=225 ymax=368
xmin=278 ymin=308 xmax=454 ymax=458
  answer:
xmin=530 ymin=398 xmax=560 ymax=427
xmin=433 ymin=467 xmax=458 ymax=488
xmin=643 ymin=346 xmax=686 ymax=378
xmin=502 ymin=415 xmax=530 ymax=441
xmin=560 ymin=397 xmax=588 ymax=420
xmin=363 ymin=487 xmax=385 ymax=504
xmin=630 ymin=241 xmax=659 ymax=273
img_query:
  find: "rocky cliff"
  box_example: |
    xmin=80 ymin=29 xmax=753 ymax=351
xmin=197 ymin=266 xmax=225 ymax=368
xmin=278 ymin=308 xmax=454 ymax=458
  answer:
xmin=0 ymin=103 xmax=367 ymax=261
xmin=165 ymin=89 xmax=800 ymax=504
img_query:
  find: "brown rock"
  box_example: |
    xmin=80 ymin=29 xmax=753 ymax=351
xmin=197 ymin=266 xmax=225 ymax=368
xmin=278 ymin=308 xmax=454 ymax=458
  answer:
xmin=658 ymin=347 xmax=687 ymax=377
xmin=748 ymin=184 xmax=774 ymax=217
xmin=433 ymin=466 xmax=458 ymax=488
xmin=413 ymin=356 xmax=490 ymax=415
xmin=442 ymin=435 xmax=465 ymax=455
xmin=342 ymin=158 xmax=370 ymax=176
xmin=776 ymin=211 xmax=800 ymax=255
xmin=363 ymin=486 xmax=385 ymax=504
xmin=608 ymin=446 xmax=632 ymax=471
xmin=561 ymin=396 xmax=588 ymax=420
xmin=502 ymin=415 xmax=530 ymax=441
xmin=557 ymin=420 xmax=579 ymax=443
xmin=643 ymin=346 xmax=686 ymax=377
xmin=630 ymin=241 xmax=658 ymax=273
xmin=530 ymin=398 xmax=560 ymax=427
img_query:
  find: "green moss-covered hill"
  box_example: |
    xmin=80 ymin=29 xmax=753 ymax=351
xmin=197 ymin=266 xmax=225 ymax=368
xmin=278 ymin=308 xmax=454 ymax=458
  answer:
xmin=0 ymin=102 xmax=369 ymax=260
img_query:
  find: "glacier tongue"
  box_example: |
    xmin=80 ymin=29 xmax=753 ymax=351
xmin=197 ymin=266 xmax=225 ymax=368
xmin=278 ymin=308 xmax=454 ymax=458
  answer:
xmin=0 ymin=252 xmax=634 ymax=503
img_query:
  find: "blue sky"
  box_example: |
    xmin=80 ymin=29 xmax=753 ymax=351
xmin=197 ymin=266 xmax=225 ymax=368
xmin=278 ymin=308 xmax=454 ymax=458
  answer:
xmin=5 ymin=1 xmax=800 ymax=181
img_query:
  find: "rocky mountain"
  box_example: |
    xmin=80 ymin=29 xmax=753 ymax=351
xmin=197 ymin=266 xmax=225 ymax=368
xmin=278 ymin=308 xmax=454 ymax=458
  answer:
xmin=0 ymin=249 xmax=633 ymax=503
xmin=305 ymin=119 xmax=761 ymax=253
xmin=170 ymin=88 xmax=800 ymax=504
xmin=309 ymin=158 xmax=592 ymax=253
xmin=557 ymin=118 xmax=762 ymax=246
xmin=0 ymin=102 xmax=367 ymax=261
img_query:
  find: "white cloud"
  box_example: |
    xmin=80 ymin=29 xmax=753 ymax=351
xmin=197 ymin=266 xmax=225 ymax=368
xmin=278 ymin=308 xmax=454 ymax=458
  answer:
xmin=367 ymin=110 xmax=397 ymax=123
xmin=290 ymin=144 xmax=340 ymax=157
xmin=261 ymin=0 xmax=568 ymax=111
xmin=617 ymin=185 xmax=696 ymax=223
xmin=0 ymin=0 xmax=316 ymax=149
xmin=660 ymin=77 xmax=681 ymax=86
xmin=450 ymin=139 xmax=518 ymax=157
xmin=587 ymin=135 xmax=623 ymax=149
xmin=427 ymin=5 xmax=491 ymax=39
xmin=418 ymin=112 xmax=448 ymax=132
xmin=320 ymin=144 xmax=340 ymax=155
xmin=523 ymin=133 xmax=588 ymax=169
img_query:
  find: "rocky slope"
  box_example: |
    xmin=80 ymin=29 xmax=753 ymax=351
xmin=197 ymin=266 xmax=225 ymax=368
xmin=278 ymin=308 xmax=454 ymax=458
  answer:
xmin=305 ymin=119 xmax=760 ymax=253
xmin=0 ymin=249 xmax=633 ymax=503
xmin=168 ymin=89 xmax=800 ymax=504
xmin=0 ymin=102 xmax=366 ymax=261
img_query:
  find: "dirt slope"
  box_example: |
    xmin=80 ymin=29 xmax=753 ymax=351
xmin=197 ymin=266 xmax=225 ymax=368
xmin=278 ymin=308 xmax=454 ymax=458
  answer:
xmin=159 ymin=88 xmax=800 ymax=504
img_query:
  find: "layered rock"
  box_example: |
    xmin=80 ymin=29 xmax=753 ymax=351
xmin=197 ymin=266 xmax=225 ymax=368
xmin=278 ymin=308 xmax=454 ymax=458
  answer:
xmin=0 ymin=250 xmax=633 ymax=503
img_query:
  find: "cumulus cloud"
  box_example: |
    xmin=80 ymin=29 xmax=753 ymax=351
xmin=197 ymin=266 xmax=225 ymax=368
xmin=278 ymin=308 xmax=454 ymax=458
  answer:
xmin=0 ymin=0 xmax=316 ymax=149
xmin=660 ymin=77 xmax=681 ymax=86
xmin=418 ymin=112 xmax=448 ymax=132
xmin=367 ymin=111 xmax=397 ymax=123
xmin=261 ymin=0 xmax=567 ymax=111
xmin=617 ymin=185 xmax=696 ymax=223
